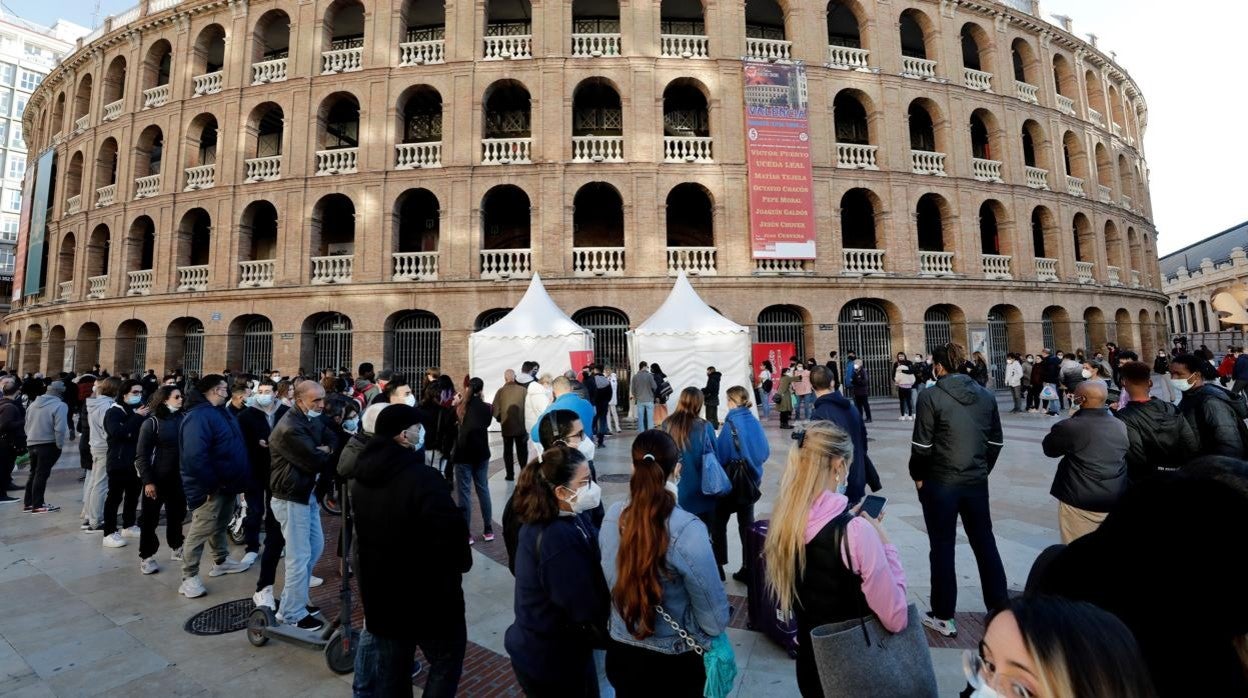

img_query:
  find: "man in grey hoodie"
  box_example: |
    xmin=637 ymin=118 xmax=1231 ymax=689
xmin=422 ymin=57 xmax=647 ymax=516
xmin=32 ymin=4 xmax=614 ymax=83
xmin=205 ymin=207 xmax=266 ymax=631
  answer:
xmin=81 ymin=377 xmax=120 ymax=532
xmin=23 ymin=380 xmax=70 ymax=513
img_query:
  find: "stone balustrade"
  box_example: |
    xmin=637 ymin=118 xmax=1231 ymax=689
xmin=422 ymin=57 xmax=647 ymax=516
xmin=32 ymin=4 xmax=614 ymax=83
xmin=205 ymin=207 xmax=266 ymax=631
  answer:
xmin=963 ymin=67 xmax=992 ymax=91
xmin=58 ymin=280 xmax=72 ymax=301
xmin=1014 ymin=80 xmax=1039 ymax=104
xmin=901 ymin=56 xmax=937 ymax=79
xmin=134 ymin=173 xmax=160 ymax=199
xmin=483 ymin=35 xmax=532 ymax=60
xmin=1056 ymin=94 xmax=1075 ymax=116
xmin=572 ymin=136 xmax=624 ymax=163
xmin=252 ymin=58 xmax=287 ymax=84
xmin=827 ymin=45 xmax=869 ymax=70
xmin=481 ymin=249 xmax=533 ymax=279
xmin=239 ymin=259 xmax=275 ymax=288
xmin=573 ymin=247 xmax=625 ymax=277
xmin=1076 ymin=261 xmax=1095 ymax=284
xmin=1107 ymin=265 xmax=1122 ymax=286
xmin=65 ymin=194 xmax=81 ymax=215
xmin=911 ymin=150 xmax=946 ymax=176
xmin=102 ymin=99 xmax=123 ymax=122
xmin=835 ymin=143 xmax=878 ymax=170
xmin=660 ymin=34 xmax=709 ymax=58
xmin=746 ymin=37 xmax=791 ymax=62
xmin=392 ymin=252 xmax=439 ymax=281
xmin=87 ymin=275 xmax=108 ymax=299
xmin=244 ymin=155 xmax=282 ymax=182
xmin=1066 ymin=175 xmax=1085 ymax=197
xmin=315 ymin=148 xmax=358 ymax=175
xmin=399 ymin=40 xmax=446 ymax=66
xmin=192 ymin=71 xmax=222 ymax=96
xmin=1130 ymin=269 xmax=1141 ymax=288
xmin=1025 ymin=166 xmax=1049 ymax=190
xmin=754 ymin=258 xmax=812 ymax=275
xmin=1099 ymin=184 xmax=1112 ymax=203
xmin=94 ymin=184 xmax=116 ymax=208
xmin=481 ymin=138 xmax=532 ymax=165
xmin=143 ymin=84 xmax=169 ymax=109
xmin=1035 ymin=257 xmax=1059 ymax=281
xmin=1088 ymin=107 xmax=1104 ymax=127
xmin=666 ymin=247 xmax=717 ymax=276
xmin=971 ymin=158 xmax=1003 ymax=182
xmin=919 ymin=251 xmax=955 ymax=276
xmin=184 ymin=163 xmax=215 ymax=190
xmin=395 ymin=142 xmax=442 ymax=169
xmin=571 ymin=33 xmax=621 ymax=57
xmin=981 ymin=254 xmax=1012 ymax=279
xmin=663 ymin=136 xmax=713 ymax=163
xmin=842 ymin=248 xmax=885 ymax=275
xmin=1123 ymin=195 xmax=1134 ymax=212
xmin=73 ymin=115 xmax=89 ymax=134
xmin=321 ymin=47 xmax=362 ymax=74
xmin=311 ymin=255 xmax=353 ymax=284
xmin=177 ymin=264 xmax=209 ymax=292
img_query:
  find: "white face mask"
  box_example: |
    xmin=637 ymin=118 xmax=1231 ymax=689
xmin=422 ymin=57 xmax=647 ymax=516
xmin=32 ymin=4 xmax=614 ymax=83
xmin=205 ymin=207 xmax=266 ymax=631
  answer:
xmin=404 ymin=424 xmax=425 ymax=450
xmin=403 ymin=394 xmax=416 ymax=407
xmin=969 ymin=684 xmax=1003 ymax=698
xmin=166 ymin=405 xmax=180 ymax=414
xmin=577 ymin=438 xmax=596 ymax=462
xmin=255 ymin=393 xmax=274 ymax=407
xmin=1081 ymin=369 xmax=1093 ymax=379
xmin=564 ymin=481 xmax=602 ymax=514
xmin=664 ymin=480 xmax=679 ymax=497
xmin=1170 ymin=376 xmax=1194 ymax=393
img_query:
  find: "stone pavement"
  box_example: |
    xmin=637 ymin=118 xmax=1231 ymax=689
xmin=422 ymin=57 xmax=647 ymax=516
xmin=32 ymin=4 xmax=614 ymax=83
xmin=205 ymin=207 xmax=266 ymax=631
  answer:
xmin=0 ymin=393 xmax=1067 ymax=697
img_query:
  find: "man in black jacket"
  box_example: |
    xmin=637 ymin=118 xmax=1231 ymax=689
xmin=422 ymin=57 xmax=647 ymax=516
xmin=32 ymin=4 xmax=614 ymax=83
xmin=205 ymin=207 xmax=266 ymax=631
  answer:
xmin=1043 ymin=381 xmax=1129 ymax=543
xmin=702 ymin=366 xmax=722 ymax=430
xmin=237 ymin=380 xmax=291 ymax=609
xmin=351 ymin=405 xmax=470 ymax=697
xmin=1114 ymin=361 xmax=1198 ymax=481
xmin=909 ymin=342 xmax=1008 ymax=638
xmin=1171 ymin=354 xmax=1248 ymax=458
xmin=1039 ymin=348 xmax=1063 ymax=415
xmin=268 ymin=380 xmax=336 ymax=631
xmin=0 ymin=376 xmax=25 ymax=502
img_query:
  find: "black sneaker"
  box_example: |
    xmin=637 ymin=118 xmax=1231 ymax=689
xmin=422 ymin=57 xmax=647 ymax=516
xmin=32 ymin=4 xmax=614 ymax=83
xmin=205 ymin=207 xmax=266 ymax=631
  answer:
xmin=30 ymin=503 xmax=60 ymax=514
xmin=0 ymin=495 xmax=19 ymax=504
xmin=306 ymin=605 xmax=321 ymax=616
xmin=731 ymin=568 xmax=749 ymax=584
xmin=295 ymin=615 xmax=324 ymax=632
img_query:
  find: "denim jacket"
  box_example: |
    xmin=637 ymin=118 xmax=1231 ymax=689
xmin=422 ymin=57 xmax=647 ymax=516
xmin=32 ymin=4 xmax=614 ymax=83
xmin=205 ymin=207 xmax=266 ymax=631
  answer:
xmin=599 ymin=499 xmax=730 ymax=654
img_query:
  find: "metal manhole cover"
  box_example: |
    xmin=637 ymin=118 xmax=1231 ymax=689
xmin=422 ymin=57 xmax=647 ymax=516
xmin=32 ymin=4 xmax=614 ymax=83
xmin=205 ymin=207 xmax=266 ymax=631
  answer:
xmin=597 ymin=474 xmax=631 ymax=484
xmin=184 ymin=598 xmax=256 ymax=635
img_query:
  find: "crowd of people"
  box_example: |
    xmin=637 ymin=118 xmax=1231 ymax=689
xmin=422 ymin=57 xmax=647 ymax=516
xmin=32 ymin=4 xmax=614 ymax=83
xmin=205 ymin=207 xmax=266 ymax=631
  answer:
xmin=0 ymin=336 xmax=1245 ymax=698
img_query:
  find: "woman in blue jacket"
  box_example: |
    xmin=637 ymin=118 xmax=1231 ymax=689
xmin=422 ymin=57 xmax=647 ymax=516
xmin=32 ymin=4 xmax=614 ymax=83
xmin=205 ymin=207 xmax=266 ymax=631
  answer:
xmin=714 ymin=386 xmax=769 ymax=583
xmin=660 ymin=387 xmax=719 ymax=526
xmin=504 ymin=445 xmax=609 ymax=697
xmin=600 ymin=430 xmax=730 ymax=697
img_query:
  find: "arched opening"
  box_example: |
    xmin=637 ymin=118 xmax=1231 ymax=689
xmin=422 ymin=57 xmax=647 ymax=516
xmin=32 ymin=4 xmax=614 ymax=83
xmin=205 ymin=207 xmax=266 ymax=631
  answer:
xmin=238 ymin=200 xmax=279 ymax=275
xmin=73 ymin=74 xmax=93 ymax=123
xmin=86 ymin=224 xmax=110 ymax=278
xmin=987 ymin=305 xmax=1024 ymax=386
xmin=838 ymin=300 xmax=895 ymax=396
xmin=22 ymin=325 xmax=42 ymax=375
xmin=66 ymin=151 xmax=83 ymax=201
xmin=323 ymin=0 xmax=366 ymax=56
xmin=924 ymin=304 xmax=968 ymax=352
xmin=979 ymin=200 xmax=1009 ymax=257
xmin=481 ymin=185 xmax=531 ymax=250
xmin=133 ymin=125 xmax=164 ymax=184
xmin=1138 ymin=309 xmax=1154 ymax=358
xmin=758 ymin=305 xmax=807 ymax=360
xmin=1094 ymin=143 xmax=1113 ymax=194
xmin=916 ymin=193 xmax=952 ymax=253
xmin=51 ymin=92 xmax=65 ymax=135
xmin=1108 ymin=84 xmax=1127 ymax=134
xmin=75 ymin=323 xmax=101 ymax=373
xmin=840 ymin=187 xmax=878 ymax=250
xmin=572 ymin=77 xmax=623 ymax=145
xmin=141 ymin=40 xmax=172 ymax=98
xmin=387 ymin=311 xmax=442 ymax=377
xmin=56 ymin=233 xmax=75 ymax=294
xmin=102 ymin=56 xmax=126 ymax=110
xmin=1127 ymin=227 xmax=1143 ymax=278
xmin=665 ymin=183 xmax=713 ymax=247
xmin=311 ymin=193 xmax=356 ymax=261
xmin=573 ymin=182 xmax=624 ymax=248
xmin=228 ymin=314 xmax=274 ymax=374
xmin=184 ymin=113 xmax=219 ymax=189
xmin=93 ymin=138 xmax=118 ymax=199
xmin=827 ymin=0 xmax=863 ymax=50
xmin=572 ymin=308 xmax=630 ymax=369
xmin=833 ymin=89 xmax=871 ymax=146
xmin=124 ymin=216 xmax=156 ymax=292
xmin=969 ymin=109 xmax=1002 ymax=172
xmin=745 ymin=0 xmax=787 ymax=57
xmin=303 ymin=312 xmax=353 ymax=373
xmin=1116 ymin=308 xmax=1134 ymax=351
xmin=47 ymin=327 xmax=65 ymax=374
xmin=402 ymin=0 xmax=447 ymax=49
xmin=1011 ymin=38 xmax=1039 ymax=86
xmin=484 ymin=79 xmax=532 ymax=143
xmin=251 ymin=9 xmax=290 ymax=81
xmin=1031 ymin=206 xmax=1059 ymax=265
xmin=1072 ymin=212 xmax=1094 ymax=265
xmin=907 ymin=98 xmax=942 ymax=154
xmin=1118 ymin=154 xmax=1135 ymax=205
xmin=899 ymin=9 xmax=932 ymax=60
xmin=1104 ymin=220 xmax=1124 ymax=275
xmin=1084 ymin=69 xmax=1107 ymax=122
xmin=475 ymin=308 xmax=512 ymax=331
xmin=1199 ymin=300 xmax=1210 ymax=333
xmin=397 ymin=85 xmax=442 ymax=148
xmin=165 ymin=317 xmax=206 ymax=378
xmin=176 ymin=208 xmax=212 ymax=268
xmin=661 ymin=0 xmax=704 ymax=40
xmin=1084 ymin=307 xmax=1107 ymax=351
xmin=1020 ymin=119 xmax=1048 ymax=170
xmin=572 ymin=0 xmax=620 ymax=55
xmin=191 ymin=24 xmax=227 ymax=79
xmin=1062 ymin=130 xmax=1087 ymax=188
xmin=663 ymin=78 xmax=709 ymax=138
xmin=393 ymin=188 xmax=440 ymax=259
xmin=1052 ymin=54 xmax=1077 ymax=105
xmin=1167 ymin=306 xmax=1176 ymax=334
xmin=960 ymin=22 xmax=991 ymax=76
xmin=317 ymin=92 xmax=360 ymax=151
xmin=1042 ymin=306 xmax=1071 ymax=352
xmin=116 ymin=320 xmax=148 ymax=375
xmin=244 ymin=102 xmax=284 ymax=179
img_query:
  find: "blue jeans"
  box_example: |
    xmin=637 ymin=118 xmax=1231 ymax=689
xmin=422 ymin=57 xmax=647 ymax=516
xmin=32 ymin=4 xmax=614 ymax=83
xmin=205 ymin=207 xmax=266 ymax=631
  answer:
xmin=800 ymin=393 xmax=815 ymax=419
xmin=271 ymin=492 xmax=324 ymax=624
xmin=454 ymin=460 xmax=493 ymax=535
xmin=759 ymin=391 xmax=772 ymax=418
xmin=353 ymin=624 xmax=466 ymax=698
xmin=636 ymin=402 xmax=654 ymax=431
xmin=917 ymin=480 xmax=1009 ymax=620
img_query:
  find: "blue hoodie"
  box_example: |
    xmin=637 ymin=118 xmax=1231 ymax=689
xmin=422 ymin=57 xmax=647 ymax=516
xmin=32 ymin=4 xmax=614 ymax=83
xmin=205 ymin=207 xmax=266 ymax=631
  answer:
xmin=810 ymin=390 xmax=871 ymax=503
xmin=715 ymin=406 xmax=770 ymax=482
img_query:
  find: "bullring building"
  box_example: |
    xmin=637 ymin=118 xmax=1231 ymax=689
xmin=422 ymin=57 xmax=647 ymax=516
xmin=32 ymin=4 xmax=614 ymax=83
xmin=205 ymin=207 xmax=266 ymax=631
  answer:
xmin=7 ymin=0 xmax=1165 ymax=395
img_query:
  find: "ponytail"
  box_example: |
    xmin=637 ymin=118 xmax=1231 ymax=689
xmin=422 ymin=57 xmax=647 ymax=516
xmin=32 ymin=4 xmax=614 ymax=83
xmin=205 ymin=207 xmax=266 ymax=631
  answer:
xmin=614 ymin=430 xmax=680 ymax=639
xmin=512 ymin=446 xmax=585 ymax=524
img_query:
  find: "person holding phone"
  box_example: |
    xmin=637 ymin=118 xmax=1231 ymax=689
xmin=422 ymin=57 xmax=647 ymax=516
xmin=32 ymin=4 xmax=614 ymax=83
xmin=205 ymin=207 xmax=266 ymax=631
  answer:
xmin=764 ymin=421 xmax=908 ymax=698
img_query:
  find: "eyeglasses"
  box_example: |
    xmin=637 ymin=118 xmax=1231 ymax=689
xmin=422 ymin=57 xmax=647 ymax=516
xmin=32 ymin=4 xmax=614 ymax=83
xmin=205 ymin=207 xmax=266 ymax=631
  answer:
xmin=962 ymin=650 xmax=1034 ymax=698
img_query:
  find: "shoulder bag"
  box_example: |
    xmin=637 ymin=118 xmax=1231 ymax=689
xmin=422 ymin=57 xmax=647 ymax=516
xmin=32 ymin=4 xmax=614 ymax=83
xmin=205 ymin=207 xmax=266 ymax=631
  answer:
xmin=809 ymin=514 xmax=939 ymax=697
xmin=723 ymin=421 xmax=761 ymax=509
xmin=699 ymin=426 xmax=732 ymax=497
xmin=656 ymin=604 xmax=737 ymax=698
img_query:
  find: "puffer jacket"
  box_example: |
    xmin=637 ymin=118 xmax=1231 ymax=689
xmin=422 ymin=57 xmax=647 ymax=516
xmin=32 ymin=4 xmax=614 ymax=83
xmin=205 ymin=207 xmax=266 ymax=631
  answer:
xmin=1043 ymin=407 xmax=1129 ymax=512
xmin=1178 ymin=383 xmax=1248 ymax=458
xmin=134 ymin=411 xmax=184 ymax=484
xmin=269 ymin=406 xmax=335 ymax=503
xmin=104 ymin=401 xmax=147 ymax=473
xmin=909 ymin=373 xmax=1004 ymax=486
xmin=179 ymin=390 xmax=250 ymax=509
xmin=1114 ymin=398 xmax=1199 ymax=480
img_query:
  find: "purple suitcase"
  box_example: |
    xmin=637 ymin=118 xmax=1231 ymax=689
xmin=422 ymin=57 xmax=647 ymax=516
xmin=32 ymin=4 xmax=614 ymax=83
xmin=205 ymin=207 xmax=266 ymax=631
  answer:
xmin=745 ymin=519 xmax=800 ymax=658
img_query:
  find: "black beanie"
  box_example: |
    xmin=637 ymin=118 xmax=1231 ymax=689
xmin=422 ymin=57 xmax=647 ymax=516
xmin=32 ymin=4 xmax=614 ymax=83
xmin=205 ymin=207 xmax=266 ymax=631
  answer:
xmin=374 ymin=404 xmax=421 ymax=439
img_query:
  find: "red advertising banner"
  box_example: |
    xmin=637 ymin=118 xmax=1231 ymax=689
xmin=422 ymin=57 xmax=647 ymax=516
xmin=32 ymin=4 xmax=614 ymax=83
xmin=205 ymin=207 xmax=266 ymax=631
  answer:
xmin=569 ymin=350 xmax=596 ymax=372
xmin=743 ymin=60 xmax=816 ymax=259
xmin=752 ymin=343 xmax=795 ymax=376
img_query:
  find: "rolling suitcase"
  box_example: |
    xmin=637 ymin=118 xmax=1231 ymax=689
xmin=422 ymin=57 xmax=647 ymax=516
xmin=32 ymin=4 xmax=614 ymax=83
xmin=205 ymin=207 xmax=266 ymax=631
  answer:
xmin=746 ymin=519 xmax=800 ymax=658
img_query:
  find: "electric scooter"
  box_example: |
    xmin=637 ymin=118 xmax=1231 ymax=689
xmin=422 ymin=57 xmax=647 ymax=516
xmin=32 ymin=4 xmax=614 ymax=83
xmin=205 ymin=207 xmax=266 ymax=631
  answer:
xmin=246 ymin=480 xmax=358 ymax=674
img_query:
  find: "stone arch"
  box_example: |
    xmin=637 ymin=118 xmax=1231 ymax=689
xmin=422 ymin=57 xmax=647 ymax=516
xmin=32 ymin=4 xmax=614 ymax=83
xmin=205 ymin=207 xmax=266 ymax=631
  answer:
xmin=757 ymin=305 xmax=809 ymax=360
xmin=102 ymin=55 xmax=126 ymax=106
xmin=898 ymin=7 xmax=937 ymax=61
xmin=384 ymin=310 xmax=443 ymax=377
xmin=86 ymin=224 xmax=111 ymax=278
xmin=665 ymin=182 xmax=714 ymax=247
xmin=837 ymin=298 xmax=903 ymax=395
xmin=75 ymin=322 xmax=101 ymax=373
xmin=47 ymin=326 xmax=66 ymax=374
xmin=227 ymin=314 xmax=274 ymax=373
xmin=310 ymin=193 xmax=356 ymax=257
xmin=392 ymin=188 xmax=441 ymax=255
xmin=959 ymin=21 xmax=993 ymax=73
xmin=907 ymin=97 xmax=946 ymax=153
xmin=1020 ymin=118 xmax=1050 ymax=170
xmin=978 ymin=199 xmax=1012 ymax=256
xmin=1011 ymin=37 xmax=1040 ymax=85
xmin=115 ymin=320 xmax=149 ymax=375
xmin=840 ymin=187 xmax=880 ymax=250
xmin=22 ymin=325 xmax=43 ymax=374
xmin=481 ymin=184 xmax=531 ymax=250
xmin=142 ymin=39 xmax=173 ymax=93
xmin=1042 ymin=306 xmax=1073 ymax=352
xmin=191 ymin=23 xmax=227 ymax=77
xmin=915 ymin=192 xmax=955 ymax=254
xmin=826 ymin=0 xmax=867 ymax=52
xmin=133 ymin=124 xmax=164 ymax=181
xmin=832 ymin=88 xmax=875 ymax=146
xmin=573 ymin=181 xmax=624 ymax=248
xmin=924 ymin=304 xmax=968 ymax=351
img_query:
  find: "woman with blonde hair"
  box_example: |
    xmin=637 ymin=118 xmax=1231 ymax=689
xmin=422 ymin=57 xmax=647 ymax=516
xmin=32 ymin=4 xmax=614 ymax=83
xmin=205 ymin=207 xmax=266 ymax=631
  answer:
xmin=764 ymin=421 xmax=908 ymax=697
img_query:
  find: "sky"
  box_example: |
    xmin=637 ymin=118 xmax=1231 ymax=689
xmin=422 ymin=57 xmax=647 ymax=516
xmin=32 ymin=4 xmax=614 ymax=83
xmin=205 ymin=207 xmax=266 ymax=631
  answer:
xmin=3 ymin=0 xmax=1244 ymax=254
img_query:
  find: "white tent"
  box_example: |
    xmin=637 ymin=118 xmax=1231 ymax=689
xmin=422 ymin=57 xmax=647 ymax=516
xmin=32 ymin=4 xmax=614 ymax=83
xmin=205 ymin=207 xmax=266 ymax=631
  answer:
xmin=468 ymin=274 xmax=593 ymax=400
xmin=628 ymin=272 xmax=756 ymax=417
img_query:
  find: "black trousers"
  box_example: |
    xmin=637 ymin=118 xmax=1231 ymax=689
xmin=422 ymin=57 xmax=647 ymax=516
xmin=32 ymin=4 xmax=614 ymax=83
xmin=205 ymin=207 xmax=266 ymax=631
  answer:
xmin=501 ymin=434 xmax=527 ymax=479
xmin=713 ymin=495 xmax=755 ymax=572
xmin=513 ymin=656 xmax=598 ymax=698
xmin=0 ymin=441 xmax=15 ymax=488
xmin=103 ymin=467 xmax=141 ymax=535
xmin=897 ymin=389 xmax=913 ymax=416
xmin=853 ymin=394 xmax=873 ymax=422
xmin=23 ymin=443 xmax=61 ymax=507
xmin=593 ymin=403 xmax=609 ymax=444
xmin=139 ymin=472 xmax=186 ymax=559
xmin=704 ymin=402 xmax=720 ymax=429
xmin=606 ymin=640 xmax=704 ymax=698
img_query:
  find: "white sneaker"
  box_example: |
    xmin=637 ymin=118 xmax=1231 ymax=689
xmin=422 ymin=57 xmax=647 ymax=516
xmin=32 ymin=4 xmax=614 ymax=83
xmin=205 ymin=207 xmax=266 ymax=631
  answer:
xmin=121 ymin=525 xmax=141 ymax=538
xmin=253 ymin=585 xmax=275 ymax=610
xmin=208 ymin=558 xmax=248 ymax=577
xmin=140 ymin=557 xmax=160 ymax=575
xmin=922 ymin=612 xmax=957 ymax=638
xmin=102 ymin=532 xmax=127 ymax=548
xmin=179 ymin=576 xmax=206 ymax=598
xmin=169 ymin=547 xmax=183 ymax=562
xmin=309 ymin=575 xmax=324 ymax=588
xmin=240 ymin=551 xmax=259 ymax=569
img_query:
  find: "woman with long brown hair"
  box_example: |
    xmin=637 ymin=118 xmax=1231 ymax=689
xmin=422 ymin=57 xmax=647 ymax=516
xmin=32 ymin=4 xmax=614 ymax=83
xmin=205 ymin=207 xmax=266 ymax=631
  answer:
xmin=599 ymin=430 xmax=729 ymax=697
xmin=660 ymin=388 xmax=720 ymax=530
xmin=453 ymin=377 xmax=494 ymax=544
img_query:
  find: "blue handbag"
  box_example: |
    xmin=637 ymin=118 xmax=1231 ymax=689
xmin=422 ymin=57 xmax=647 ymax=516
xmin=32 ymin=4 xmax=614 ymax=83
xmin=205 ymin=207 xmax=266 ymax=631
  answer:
xmin=700 ymin=429 xmax=732 ymax=497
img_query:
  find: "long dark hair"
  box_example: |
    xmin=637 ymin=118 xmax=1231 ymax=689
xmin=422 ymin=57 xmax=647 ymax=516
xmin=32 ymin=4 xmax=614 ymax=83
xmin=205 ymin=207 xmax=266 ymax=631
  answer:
xmin=614 ymin=430 xmax=680 ymax=639
xmin=512 ymin=445 xmax=586 ymax=524
xmin=147 ymin=385 xmax=181 ymax=418
xmin=456 ymin=377 xmax=484 ymax=422
xmin=664 ymin=387 xmax=704 ymax=450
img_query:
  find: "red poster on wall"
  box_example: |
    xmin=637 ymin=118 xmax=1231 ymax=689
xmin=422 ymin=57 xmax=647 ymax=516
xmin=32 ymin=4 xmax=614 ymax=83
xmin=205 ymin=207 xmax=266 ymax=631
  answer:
xmin=752 ymin=343 xmax=795 ymax=376
xmin=743 ymin=60 xmax=816 ymax=259
xmin=569 ymin=350 xmax=596 ymax=372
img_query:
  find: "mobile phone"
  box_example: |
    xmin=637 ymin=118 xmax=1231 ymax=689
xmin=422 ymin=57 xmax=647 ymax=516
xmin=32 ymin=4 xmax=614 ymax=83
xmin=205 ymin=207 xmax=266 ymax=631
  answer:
xmin=859 ymin=495 xmax=887 ymax=519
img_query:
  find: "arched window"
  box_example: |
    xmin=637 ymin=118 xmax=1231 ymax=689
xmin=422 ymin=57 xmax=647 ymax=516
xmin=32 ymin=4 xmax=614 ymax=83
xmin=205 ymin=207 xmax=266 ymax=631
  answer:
xmin=184 ymin=113 xmax=219 ymax=188
xmin=665 ymin=183 xmax=713 ymax=247
xmin=899 ymin=9 xmax=930 ymax=59
xmin=475 ymin=308 xmax=511 ymax=330
xmin=924 ymin=305 xmax=963 ymax=352
xmin=102 ymin=56 xmax=126 ymax=113
xmin=745 ymin=0 xmax=786 ymax=60
xmin=1072 ymin=213 xmax=1094 ymax=265
xmin=833 ymin=89 xmax=870 ymax=146
xmin=840 ymin=188 xmax=877 ymax=250
xmin=125 ymin=216 xmax=156 ymax=289
xmin=916 ymin=193 xmax=949 ymax=254
xmin=191 ymin=24 xmax=226 ymax=94
xmin=94 ymin=138 xmax=118 ymax=203
xmin=483 ymin=79 xmax=532 ymax=162
xmin=86 ymin=224 xmax=110 ymax=279
xmin=252 ymin=10 xmax=291 ymax=82
xmin=572 ymin=78 xmax=623 ymax=157
xmin=134 ymin=125 xmax=163 ymax=187
xmin=242 ymin=316 xmax=274 ymax=374
xmin=245 ymin=102 xmax=284 ymax=181
xmin=838 ymin=300 xmax=892 ymax=395
xmin=827 ymin=1 xmax=863 ymax=50
xmin=318 ymin=93 xmax=360 ymax=152
xmin=481 ymin=185 xmax=531 ymax=250
xmin=238 ymin=201 xmax=279 ymax=285
xmin=397 ymin=85 xmax=442 ymax=148
xmin=663 ymin=78 xmax=709 ymax=137
xmin=56 ymin=232 xmax=75 ymax=287
xmin=573 ymin=182 xmax=624 ymax=249
xmin=979 ymin=201 xmax=1001 ymax=256
xmin=391 ymin=311 xmax=441 ymax=377
xmin=73 ymin=74 xmax=93 ymax=124
xmin=176 ymin=208 xmax=212 ymax=270
xmin=572 ymin=0 xmax=620 ymax=55
xmin=572 ymin=308 xmax=630 ymax=369
xmin=311 ymin=313 xmax=353 ymax=372
xmin=393 ymin=188 xmax=440 ymax=267
xmin=322 ymin=0 xmax=366 ymax=73
xmin=1011 ymin=38 xmax=1040 ymax=99
xmin=960 ymin=22 xmax=991 ymax=88
xmin=117 ymin=320 xmax=148 ymax=374
xmin=758 ymin=305 xmax=806 ymax=359
xmin=402 ymin=0 xmax=447 ymax=51
xmin=76 ymin=323 xmax=101 ymax=372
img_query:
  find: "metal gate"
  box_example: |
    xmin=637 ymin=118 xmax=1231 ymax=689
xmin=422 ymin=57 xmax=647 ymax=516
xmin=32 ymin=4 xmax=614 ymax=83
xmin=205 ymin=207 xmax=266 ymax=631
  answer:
xmin=1083 ymin=324 xmax=1092 ymax=354
xmin=1103 ymin=321 xmax=1117 ymax=346
xmin=923 ymin=306 xmax=951 ymax=354
xmin=987 ymin=312 xmax=1009 ymax=389
xmin=837 ymin=301 xmax=892 ymax=397
xmin=572 ymin=308 xmax=630 ymax=370
xmin=757 ymin=306 xmax=805 ymax=361
xmin=183 ymin=321 xmax=205 ymax=377
xmin=242 ymin=317 xmax=273 ymax=375
xmin=1042 ymin=314 xmax=1055 ymax=350
xmin=314 ymin=313 xmax=352 ymax=372
xmin=475 ymin=308 xmax=510 ymax=331
xmin=132 ymin=331 xmax=147 ymax=376
xmin=393 ymin=312 xmax=441 ymax=378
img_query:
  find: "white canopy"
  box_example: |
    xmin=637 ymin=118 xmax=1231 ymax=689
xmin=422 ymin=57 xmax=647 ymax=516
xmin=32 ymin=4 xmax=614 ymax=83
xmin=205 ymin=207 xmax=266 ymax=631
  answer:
xmin=628 ymin=273 xmax=756 ymax=416
xmin=469 ymin=274 xmax=593 ymax=400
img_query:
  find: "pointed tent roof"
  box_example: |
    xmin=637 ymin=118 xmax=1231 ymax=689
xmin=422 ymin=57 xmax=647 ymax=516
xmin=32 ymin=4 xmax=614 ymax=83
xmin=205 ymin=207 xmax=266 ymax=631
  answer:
xmin=471 ymin=274 xmax=591 ymax=339
xmin=633 ymin=272 xmax=747 ymax=336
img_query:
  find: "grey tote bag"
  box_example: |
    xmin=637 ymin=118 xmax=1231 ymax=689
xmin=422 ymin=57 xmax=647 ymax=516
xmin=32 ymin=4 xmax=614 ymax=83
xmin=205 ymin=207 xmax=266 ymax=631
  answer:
xmin=809 ymin=603 xmax=938 ymax=698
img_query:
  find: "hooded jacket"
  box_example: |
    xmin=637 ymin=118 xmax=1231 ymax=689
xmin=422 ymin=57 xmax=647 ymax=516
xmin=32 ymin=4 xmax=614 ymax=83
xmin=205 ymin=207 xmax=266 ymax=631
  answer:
xmin=104 ymin=400 xmax=147 ymax=473
xmin=268 ymin=405 xmax=335 ymax=503
xmin=351 ymin=438 xmax=471 ymax=643
xmin=1043 ymin=407 xmax=1129 ymax=512
xmin=0 ymin=395 xmax=26 ymax=452
xmin=909 ymin=373 xmax=1004 ymax=486
xmin=702 ymin=371 xmax=722 ymax=405
xmin=811 ymin=391 xmax=872 ymax=503
xmin=1110 ymin=396 xmax=1199 ymax=480
xmin=24 ymin=394 xmax=68 ymax=448
xmin=179 ymin=389 xmax=250 ymax=509
xmin=520 ymin=374 xmax=552 ymax=436
xmin=85 ymin=396 xmax=112 ymax=453
xmin=1178 ymin=383 xmax=1248 ymax=458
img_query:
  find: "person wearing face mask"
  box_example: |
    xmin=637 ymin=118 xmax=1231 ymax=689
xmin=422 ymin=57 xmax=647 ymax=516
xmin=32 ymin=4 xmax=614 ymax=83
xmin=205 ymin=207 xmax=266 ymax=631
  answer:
xmin=238 ymin=380 xmax=292 ymax=608
xmin=100 ymin=380 xmax=151 ymax=548
xmin=227 ymin=380 xmax=252 ymax=417
xmin=1042 ymin=381 xmax=1129 ymax=543
xmin=849 ymin=360 xmax=872 ymax=423
xmin=505 ymin=445 xmax=610 ymax=697
xmin=964 ymin=596 xmax=1155 ymax=698
xmin=133 ymin=386 xmax=187 ymax=574
xmin=267 ymin=380 xmax=338 ymax=630
xmin=599 ymin=430 xmax=730 ymax=697
xmin=765 ymin=421 xmax=910 ymax=698
xmin=351 ymin=404 xmax=471 ymax=698
xmin=1079 ymin=360 xmax=1118 ymax=408
xmin=1169 ymin=355 xmax=1248 ymax=458
xmin=454 ymin=377 xmax=496 ymax=545
xmin=714 ymin=386 xmax=770 ymax=584
xmin=1004 ymin=354 xmax=1024 ymax=413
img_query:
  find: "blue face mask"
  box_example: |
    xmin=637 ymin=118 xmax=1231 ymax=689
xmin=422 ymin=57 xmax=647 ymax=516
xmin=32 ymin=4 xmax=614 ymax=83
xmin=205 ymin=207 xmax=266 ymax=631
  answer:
xmin=307 ymin=409 xmax=322 ymax=419
xmin=836 ymin=479 xmax=847 ymax=495
xmin=343 ymin=418 xmax=359 ymax=432
xmin=126 ymin=394 xmax=143 ymax=406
